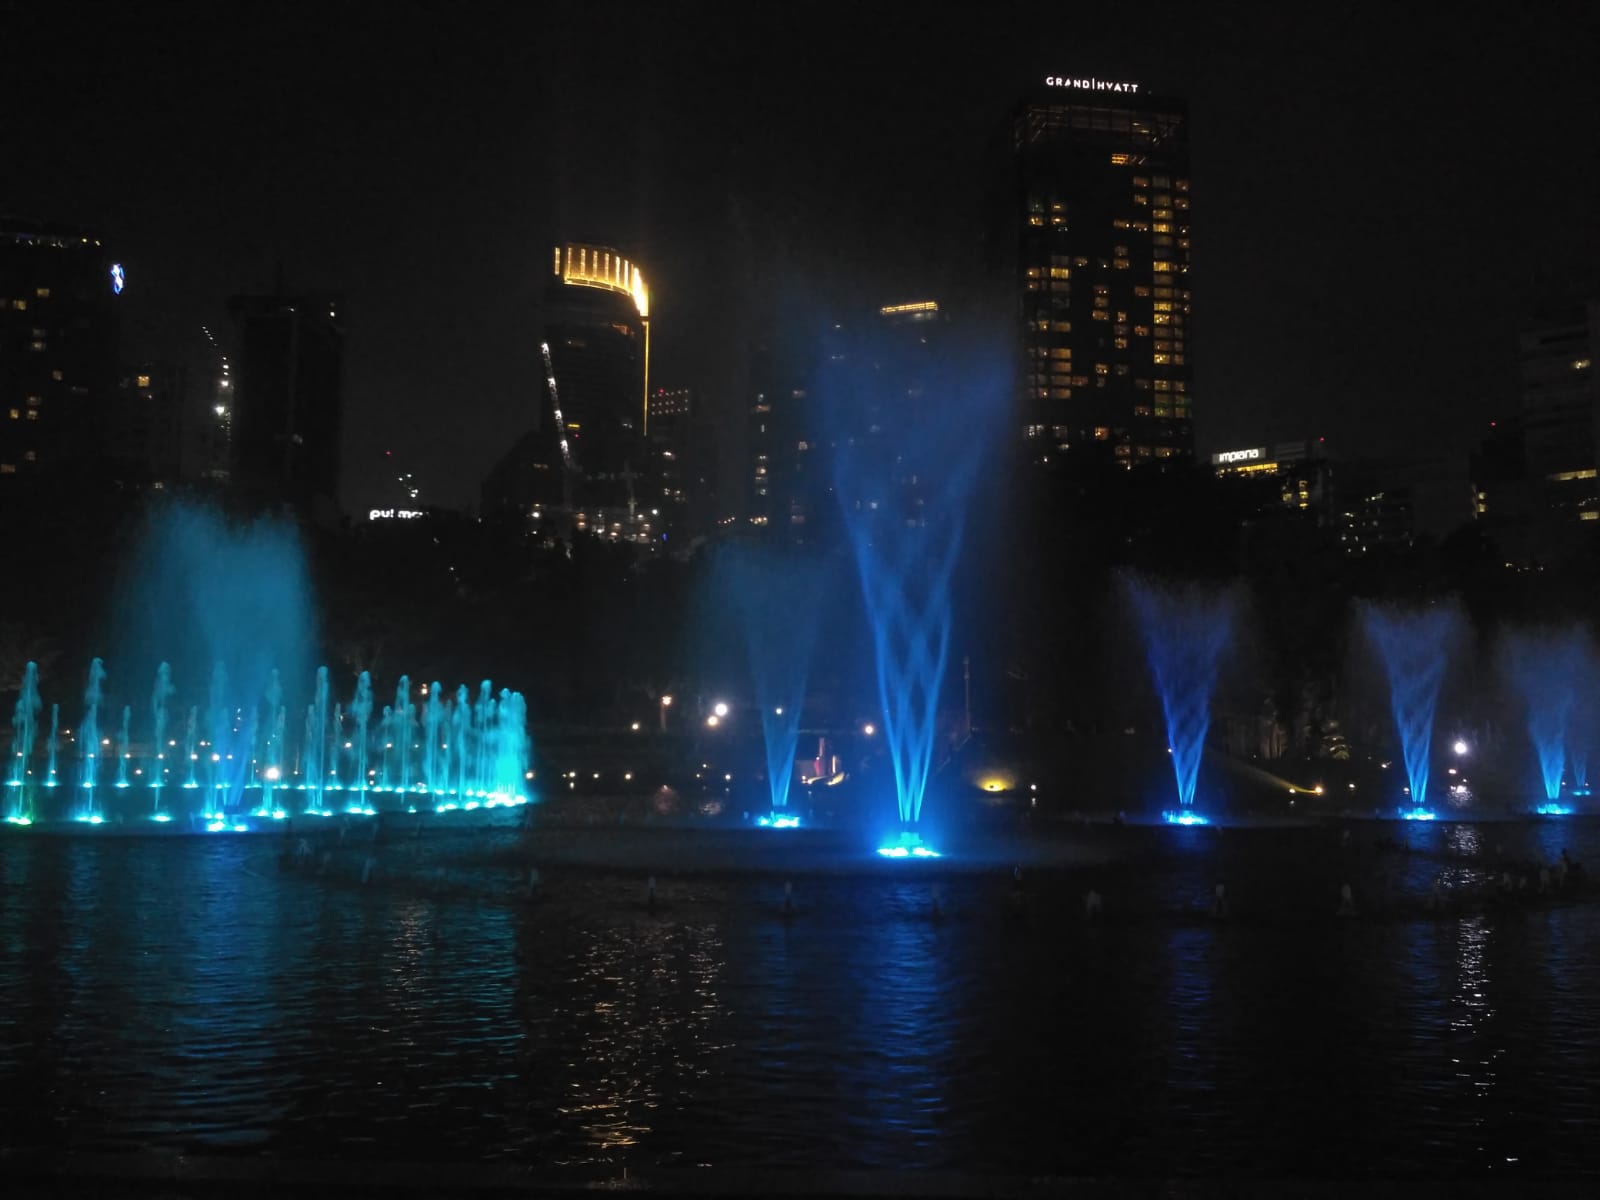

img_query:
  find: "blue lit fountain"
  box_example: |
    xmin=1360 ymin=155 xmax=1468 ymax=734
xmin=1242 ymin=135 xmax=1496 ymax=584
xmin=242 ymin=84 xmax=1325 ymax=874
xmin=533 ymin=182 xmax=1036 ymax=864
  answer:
xmin=2 ymin=502 xmax=534 ymax=831
xmin=1127 ymin=577 xmax=1234 ymax=825
xmin=1363 ymin=603 xmax=1460 ymax=820
xmin=827 ymin=328 xmax=995 ymax=859
xmin=1504 ymin=625 xmax=1592 ymax=816
xmin=721 ymin=545 xmax=827 ymax=829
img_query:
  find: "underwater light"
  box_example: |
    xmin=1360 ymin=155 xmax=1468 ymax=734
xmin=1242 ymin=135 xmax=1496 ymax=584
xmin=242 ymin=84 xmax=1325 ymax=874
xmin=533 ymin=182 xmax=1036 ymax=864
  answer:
xmin=74 ymin=813 xmax=105 ymax=825
xmin=4 ymin=815 xmax=33 ymax=826
xmin=757 ymin=813 xmax=801 ymax=828
xmin=1162 ymin=810 xmax=1210 ymax=826
xmin=1534 ymin=803 xmax=1574 ymax=816
xmin=1399 ymin=807 xmax=1437 ymax=821
xmin=150 ymin=813 xmax=172 ymax=823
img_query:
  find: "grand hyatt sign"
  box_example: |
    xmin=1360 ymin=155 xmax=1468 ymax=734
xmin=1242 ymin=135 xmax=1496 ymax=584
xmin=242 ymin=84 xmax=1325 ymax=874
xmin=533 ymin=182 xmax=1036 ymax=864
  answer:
xmin=1045 ymin=75 xmax=1141 ymax=94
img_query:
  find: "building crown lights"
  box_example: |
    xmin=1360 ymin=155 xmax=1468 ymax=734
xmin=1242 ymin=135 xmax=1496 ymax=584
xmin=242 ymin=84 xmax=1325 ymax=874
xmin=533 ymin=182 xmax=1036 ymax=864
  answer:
xmin=553 ymin=244 xmax=649 ymax=319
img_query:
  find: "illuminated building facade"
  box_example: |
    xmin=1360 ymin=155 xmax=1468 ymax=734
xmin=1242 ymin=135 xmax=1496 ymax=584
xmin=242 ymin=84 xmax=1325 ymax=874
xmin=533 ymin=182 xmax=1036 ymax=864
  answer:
xmin=1210 ymin=441 xmax=1331 ymax=515
xmin=0 ymin=217 xmax=120 ymax=488
xmin=1008 ymin=78 xmax=1194 ymax=468
xmin=225 ymin=292 xmax=345 ymax=514
xmin=545 ymin=244 xmax=654 ymax=542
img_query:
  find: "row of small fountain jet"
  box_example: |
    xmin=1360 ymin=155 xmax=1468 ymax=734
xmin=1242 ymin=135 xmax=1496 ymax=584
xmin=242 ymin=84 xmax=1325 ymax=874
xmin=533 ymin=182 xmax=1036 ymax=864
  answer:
xmin=6 ymin=661 xmax=531 ymax=828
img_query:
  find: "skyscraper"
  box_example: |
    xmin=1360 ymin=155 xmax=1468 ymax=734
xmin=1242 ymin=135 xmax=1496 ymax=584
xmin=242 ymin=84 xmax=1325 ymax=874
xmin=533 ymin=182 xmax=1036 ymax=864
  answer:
xmin=1519 ymin=301 xmax=1600 ymax=523
xmin=1006 ymin=77 xmax=1194 ymax=469
xmin=225 ymin=292 xmax=345 ymax=514
xmin=0 ymin=216 xmax=120 ymax=488
xmin=545 ymin=243 xmax=652 ymax=542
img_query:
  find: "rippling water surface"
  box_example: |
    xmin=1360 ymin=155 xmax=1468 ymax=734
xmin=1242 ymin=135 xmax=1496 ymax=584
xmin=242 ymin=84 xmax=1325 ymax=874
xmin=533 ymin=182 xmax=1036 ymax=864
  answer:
xmin=2 ymin=818 xmax=1599 ymax=1178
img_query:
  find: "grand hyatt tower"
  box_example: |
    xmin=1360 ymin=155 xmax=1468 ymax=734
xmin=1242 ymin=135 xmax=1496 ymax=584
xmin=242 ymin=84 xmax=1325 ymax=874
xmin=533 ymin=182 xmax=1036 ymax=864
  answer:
xmin=1008 ymin=77 xmax=1194 ymax=468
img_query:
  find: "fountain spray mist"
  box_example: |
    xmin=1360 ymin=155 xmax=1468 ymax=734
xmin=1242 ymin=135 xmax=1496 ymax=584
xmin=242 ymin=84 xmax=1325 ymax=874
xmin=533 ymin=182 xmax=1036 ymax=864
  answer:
xmin=1364 ymin=603 xmax=1460 ymax=816
xmin=78 ymin=658 xmax=107 ymax=817
xmin=1127 ymin=578 xmax=1234 ymax=814
xmin=1502 ymin=627 xmax=1586 ymax=802
xmin=151 ymin=663 xmax=173 ymax=812
xmin=7 ymin=662 xmax=40 ymax=819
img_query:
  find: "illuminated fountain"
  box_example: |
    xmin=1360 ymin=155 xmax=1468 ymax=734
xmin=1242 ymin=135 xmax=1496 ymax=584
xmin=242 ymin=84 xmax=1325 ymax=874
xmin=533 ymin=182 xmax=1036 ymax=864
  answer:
xmin=829 ymin=328 xmax=995 ymax=860
xmin=77 ymin=658 xmax=106 ymax=822
xmin=1127 ymin=577 xmax=1233 ymax=825
xmin=1364 ymin=603 xmax=1459 ymax=820
xmin=2 ymin=660 xmax=532 ymax=828
xmin=1503 ymin=626 xmax=1587 ymax=816
xmin=3 ymin=502 xmax=533 ymax=832
xmin=722 ymin=546 xmax=826 ymax=828
xmin=5 ymin=661 xmax=41 ymax=823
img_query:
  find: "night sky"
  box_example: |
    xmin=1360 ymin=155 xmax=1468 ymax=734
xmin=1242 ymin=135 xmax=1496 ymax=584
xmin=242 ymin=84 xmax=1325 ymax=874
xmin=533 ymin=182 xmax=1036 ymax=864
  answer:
xmin=6 ymin=1 xmax=1597 ymax=511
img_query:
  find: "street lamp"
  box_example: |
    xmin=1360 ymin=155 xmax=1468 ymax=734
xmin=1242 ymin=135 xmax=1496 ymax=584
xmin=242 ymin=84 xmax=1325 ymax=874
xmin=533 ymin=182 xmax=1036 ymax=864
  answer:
xmin=863 ymin=723 xmax=876 ymax=736
xmin=659 ymin=695 xmax=672 ymax=733
xmin=706 ymin=714 xmax=720 ymax=728
xmin=713 ymin=701 xmax=729 ymax=718
xmin=1453 ymin=740 xmax=1469 ymax=756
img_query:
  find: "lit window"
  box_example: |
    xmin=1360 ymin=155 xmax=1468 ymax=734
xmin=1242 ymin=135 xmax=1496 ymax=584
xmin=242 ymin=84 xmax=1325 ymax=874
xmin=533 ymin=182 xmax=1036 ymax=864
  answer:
xmin=24 ymin=451 xmax=36 ymax=462
xmin=1113 ymin=337 xmax=1129 ymax=349
xmin=1154 ymin=353 xmax=1171 ymax=365
xmin=25 ymin=410 xmax=38 ymax=421
xmin=26 ymin=395 xmax=40 ymax=407
xmin=136 ymin=374 xmax=151 ymax=389
xmin=1093 ymin=426 xmax=1110 ymax=441
xmin=1050 ymin=348 xmax=1072 ymax=360
xmin=34 ymin=287 xmax=49 ymax=299
xmin=50 ymin=370 xmax=63 ymax=381
xmin=1028 ymin=215 xmax=1045 ymax=227
xmin=30 ymin=341 xmax=45 ymax=352
xmin=1131 ymin=177 xmax=1149 ymax=188
xmin=1132 ymin=194 xmax=1148 ymax=206
xmin=1091 ymin=310 xmax=1109 ymax=321
xmin=1048 ymin=387 xmax=1072 ymax=399
xmin=10 ymin=299 xmax=25 ymax=311
xmin=6 ymin=408 xmax=17 ymax=419
xmin=1133 ymin=285 xmax=1151 ymax=297
xmin=1048 ymin=268 xmax=1069 ymax=280
xmin=0 ymin=464 xmax=14 ymax=474
xmin=1575 ymin=359 xmax=1593 ymax=371
xmin=1110 ymin=152 xmax=1131 ymax=165
xmin=1095 ymin=363 xmax=1109 ymax=376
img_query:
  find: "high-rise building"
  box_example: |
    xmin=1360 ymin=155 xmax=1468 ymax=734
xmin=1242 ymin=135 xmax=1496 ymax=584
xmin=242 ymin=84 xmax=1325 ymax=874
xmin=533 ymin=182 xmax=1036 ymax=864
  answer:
xmin=224 ymin=293 xmax=345 ymax=514
xmin=545 ymin=243 xmax=652 ymax=542
xmin=1006 ymin=77 xmax=1194 ymax=469
xmin=1 ymin=216 xmax=121 ymax=488
xmin=1519 ymin=302 xmax=1600 ymax=523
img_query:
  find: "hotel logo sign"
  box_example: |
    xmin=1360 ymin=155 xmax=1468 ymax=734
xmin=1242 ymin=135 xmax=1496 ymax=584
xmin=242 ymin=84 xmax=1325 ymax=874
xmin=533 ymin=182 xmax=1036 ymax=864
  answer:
xmin=1045 ymin=76 xmax=1140 ymax=94
xmin=1212 ymin=448 xmax=1266 ymax=465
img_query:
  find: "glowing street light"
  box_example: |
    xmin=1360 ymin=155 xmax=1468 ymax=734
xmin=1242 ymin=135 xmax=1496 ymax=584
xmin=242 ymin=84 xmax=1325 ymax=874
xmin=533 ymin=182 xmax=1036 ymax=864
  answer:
xmin=659 ymin=694 xmax=673 ymax=733
xmin=713 ymin=701 xmax=729 ymax=718
xmin=1453 ymin=740 xmax=1469 ymax=756
xmin=706 ymin=714 xmax=720 ymax=728
xmin=863 ymin=723 xmax=876 ymax=736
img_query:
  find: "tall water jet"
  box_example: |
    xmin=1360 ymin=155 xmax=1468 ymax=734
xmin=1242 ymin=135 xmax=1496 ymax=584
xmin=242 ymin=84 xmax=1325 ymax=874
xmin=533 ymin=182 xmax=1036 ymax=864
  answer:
xmin=7 ymin=661 xmax=40 ymax=820
xmin=115 ymin=705 xmax=132 ymax=788
xmin=1127 ymin=578 xmax=1234 ymax=819
xmin=394 ymin=676 xmax=413 ymax=791
xmin=182 ymin=705 xmax=198 ymax=788
xmin=423 ymin=683 xmax=444 ymax=794
xmin=721 ymin=546 xmax=826 ymax=821
xmin=306 ymin=665 xmax=328 ymax=809
xmin=78 ymin=658 xmax=107 ymax=819
xmin=151 ymin=663 xmax=173 ymax=813
xmin=350 ymin=672 xmax=373 ymax=795
xmin=829 ymin=332 xmax=993 ymax=854
xmin=1363 ymin=604 xmax=1460 ymax=818
xmin=452 ymin=684 xmax=470 ymax=798
xmin=46 ymin=703 xmax=59 ymax=787
xmin=1502 ymin=627 xmax=1584 ymax=804
xmin=493 ymin=689 xmax=529 ymax=800
xmin=206 ymin=662 xmax=229 ymax=799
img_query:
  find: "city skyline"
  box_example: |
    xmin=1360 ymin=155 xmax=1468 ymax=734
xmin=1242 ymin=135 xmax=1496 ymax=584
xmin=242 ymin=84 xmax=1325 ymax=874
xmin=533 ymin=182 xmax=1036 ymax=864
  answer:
xmin=5 ymin=1 xmax=1598 ymax=510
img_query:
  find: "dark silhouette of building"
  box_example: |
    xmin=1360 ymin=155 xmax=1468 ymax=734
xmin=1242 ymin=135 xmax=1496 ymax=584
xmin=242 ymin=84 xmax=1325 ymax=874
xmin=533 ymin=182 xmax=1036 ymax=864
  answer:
xmin=1004 ymin=77 xmax=1194 ymax=470
xmin=106 ymin=362 xmax=185 ymax=489
xmin=1 ymin=216 xmax=120 ymax=488
xmin=1520 ymin=302 xmax=1600 ymax=524
xmin=225 ymin=292 xmax=345 ymax=516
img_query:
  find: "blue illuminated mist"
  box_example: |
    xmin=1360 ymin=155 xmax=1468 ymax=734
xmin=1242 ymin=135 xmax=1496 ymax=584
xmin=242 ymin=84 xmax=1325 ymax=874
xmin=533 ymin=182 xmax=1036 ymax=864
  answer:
xmin=1364 ymin=604 xmax=1460 ymax=811
xmin=721 ymin=546 xmax=827 ymax=813
xmin=1127 ymin=578 xmax=1234 ymax=810
xmin=111 ymin=501 xmax=316 ymax=807
xmin=827 ymin=330 xmax=997 ymax=827
xmin=1502 ymin=626 xmax=1591 ymax=801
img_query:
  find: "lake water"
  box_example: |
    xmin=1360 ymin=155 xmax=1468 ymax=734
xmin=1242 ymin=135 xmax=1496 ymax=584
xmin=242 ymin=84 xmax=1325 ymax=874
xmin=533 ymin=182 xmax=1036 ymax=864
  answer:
xmin=2 ymin=817 xmax=1598 ymax=1182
